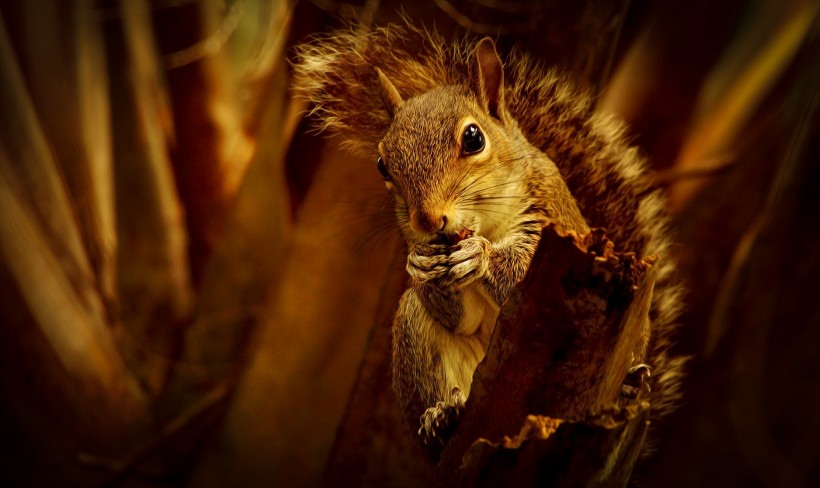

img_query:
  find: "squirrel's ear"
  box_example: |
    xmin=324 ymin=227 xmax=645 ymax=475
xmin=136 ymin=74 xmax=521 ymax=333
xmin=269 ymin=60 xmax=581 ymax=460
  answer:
xmin=375 ymin=68 xmax=403 ymax=118
xmin=470 ymin=38 xmax=505 ymax=120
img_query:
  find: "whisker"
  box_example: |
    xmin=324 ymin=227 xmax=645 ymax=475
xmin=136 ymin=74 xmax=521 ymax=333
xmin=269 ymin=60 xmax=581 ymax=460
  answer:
xmin=459 ymin=194 xmax=530 ymax=202
xmin=447 ymin=158 xmax=481 ymax=200
xmin=448 ymin=150 xmax=537 ymax=201
xmin=457 ymin=206 xmax=518 ymax=218
xmin=458 ymin=202 xmax=525 ymax=210
xmin=452 ymin=166 xmax=499 ymax=199
xmin=458 ymin=179 xmax=526 ymax=198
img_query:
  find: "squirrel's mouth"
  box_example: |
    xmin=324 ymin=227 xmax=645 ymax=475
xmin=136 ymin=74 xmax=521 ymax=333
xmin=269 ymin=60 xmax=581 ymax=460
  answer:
xmin=430 ymin=228 xmax=474 ymax=246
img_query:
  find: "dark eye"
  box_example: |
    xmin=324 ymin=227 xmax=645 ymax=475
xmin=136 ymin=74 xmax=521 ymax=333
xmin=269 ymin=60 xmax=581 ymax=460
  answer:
xmin=377 ymin=156 xmax=391 ymax=181
xmin=462 ymin=124 xmax=485 ymax=155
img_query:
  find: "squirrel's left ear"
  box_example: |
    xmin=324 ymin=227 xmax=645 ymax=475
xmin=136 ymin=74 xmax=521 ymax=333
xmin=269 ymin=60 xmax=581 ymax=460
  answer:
xmin=375 ymin=67 xmax=403 ymax=118
xmin=470 ymin=38 xmax=505 ymax=121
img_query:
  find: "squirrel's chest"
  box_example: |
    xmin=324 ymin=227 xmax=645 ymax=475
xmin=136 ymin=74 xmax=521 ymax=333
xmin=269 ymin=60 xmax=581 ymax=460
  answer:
xmin=417 ymin=282 xmax=498 ymax=342
xmin=455 ymin=283 xmax=499 ymax=342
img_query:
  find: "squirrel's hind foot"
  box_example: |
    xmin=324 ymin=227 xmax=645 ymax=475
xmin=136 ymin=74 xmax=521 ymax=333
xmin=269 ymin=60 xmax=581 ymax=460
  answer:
xmin=621 ymin=363 xmax=652 ymax=399
xmin=418 ymin=386 xmax=466 ymax=455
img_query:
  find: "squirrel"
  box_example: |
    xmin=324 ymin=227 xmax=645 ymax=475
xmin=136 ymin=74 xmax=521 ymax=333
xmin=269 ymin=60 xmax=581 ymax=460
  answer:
xmin=293 ymin=22 xmax=685 ymax=451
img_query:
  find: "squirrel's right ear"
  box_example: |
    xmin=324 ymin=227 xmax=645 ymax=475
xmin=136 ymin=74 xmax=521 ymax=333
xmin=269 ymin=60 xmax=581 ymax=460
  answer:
xmin=470 ymin=38 xmax=505 ymax=121
xmin=375 ymin=68 xmax=403 ymax=118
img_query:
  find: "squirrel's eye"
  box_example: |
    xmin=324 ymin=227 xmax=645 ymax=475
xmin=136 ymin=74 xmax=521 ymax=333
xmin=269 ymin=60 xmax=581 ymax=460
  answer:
xmin=377 ymin=156 xmax=391 ymax=181
xmin=462 ymin=124 xmax=485 ymax=155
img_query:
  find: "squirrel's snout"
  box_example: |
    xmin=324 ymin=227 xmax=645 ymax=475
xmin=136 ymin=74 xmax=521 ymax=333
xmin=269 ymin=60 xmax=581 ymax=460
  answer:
xmin=409 ymin=209 xmax=447 ymax=235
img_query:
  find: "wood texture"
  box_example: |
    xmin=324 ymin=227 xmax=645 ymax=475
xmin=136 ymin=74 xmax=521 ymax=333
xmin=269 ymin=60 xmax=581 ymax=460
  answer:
xmin=437 ymin=225 xmax=656 ymax=484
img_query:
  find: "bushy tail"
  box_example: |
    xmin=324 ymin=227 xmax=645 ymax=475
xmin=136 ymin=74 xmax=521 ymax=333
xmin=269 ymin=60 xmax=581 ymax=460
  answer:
xmin=292 ymin=22 xmax=465 ymax=157
xmin=502 ymin=52 xmax=687 ymax=417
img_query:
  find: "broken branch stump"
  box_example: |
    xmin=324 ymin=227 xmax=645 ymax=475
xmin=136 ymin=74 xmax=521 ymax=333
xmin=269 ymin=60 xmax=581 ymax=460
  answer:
xmin=437 ymin=225 xmax=657 ymax=487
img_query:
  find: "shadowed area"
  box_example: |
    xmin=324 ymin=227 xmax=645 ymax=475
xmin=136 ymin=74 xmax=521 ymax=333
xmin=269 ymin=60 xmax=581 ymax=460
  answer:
xmin=0 ymin=0 xmax=818 ymax=486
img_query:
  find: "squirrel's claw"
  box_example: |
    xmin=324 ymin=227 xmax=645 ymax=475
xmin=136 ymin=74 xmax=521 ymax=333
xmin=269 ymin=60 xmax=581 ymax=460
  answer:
xmin=407 ymin=244 xmax=449 ymax=283
xmin=407 ymin=237 xmax=490 ymax=287
xmin=441 ymin=236 xmax=491 ymax=287
xmin=621 ymin=363 xmax=652 ymax=399
xmin=417 ymin=386 xmax=466 ymax=455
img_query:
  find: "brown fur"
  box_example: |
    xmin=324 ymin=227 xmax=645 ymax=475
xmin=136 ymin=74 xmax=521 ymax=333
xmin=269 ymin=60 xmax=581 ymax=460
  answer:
xmin=293 ymin=21 xmax=685 ymax=440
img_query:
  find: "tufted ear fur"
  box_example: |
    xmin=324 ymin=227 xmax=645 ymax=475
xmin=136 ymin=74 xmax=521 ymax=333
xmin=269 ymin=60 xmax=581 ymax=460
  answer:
xmin=470 ymin=38 xmax=505 ymax=121
xmin=375 ymin=67 xmax=404 ymax=117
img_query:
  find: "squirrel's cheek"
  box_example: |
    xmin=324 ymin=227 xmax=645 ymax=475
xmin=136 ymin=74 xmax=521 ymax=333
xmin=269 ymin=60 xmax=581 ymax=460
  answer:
xmin=391 ymin=190 xmax=407 ymax=208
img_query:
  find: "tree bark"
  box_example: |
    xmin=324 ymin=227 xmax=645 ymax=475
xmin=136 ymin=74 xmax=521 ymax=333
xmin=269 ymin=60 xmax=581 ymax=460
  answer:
xmin=438 ymin=225 xmax=657 ymax=486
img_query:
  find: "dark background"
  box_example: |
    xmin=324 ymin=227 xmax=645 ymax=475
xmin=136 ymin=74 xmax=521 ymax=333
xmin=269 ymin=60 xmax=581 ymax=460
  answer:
xmin=1 ymin=0 xmax=818 ymax=486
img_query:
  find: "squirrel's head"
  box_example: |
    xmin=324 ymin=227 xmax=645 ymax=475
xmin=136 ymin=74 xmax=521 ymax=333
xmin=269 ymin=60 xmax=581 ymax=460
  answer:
xmin=375 ymin=38 xmax=528 ymax=246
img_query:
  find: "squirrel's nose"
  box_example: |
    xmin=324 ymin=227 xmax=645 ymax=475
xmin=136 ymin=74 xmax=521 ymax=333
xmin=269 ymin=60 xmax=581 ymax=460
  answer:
xmin=410 ymin=209 xmax=446 ymax=234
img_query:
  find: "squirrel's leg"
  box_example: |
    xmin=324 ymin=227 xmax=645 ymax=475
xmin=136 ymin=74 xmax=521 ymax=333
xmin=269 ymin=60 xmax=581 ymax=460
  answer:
xmin=398 ymin=230 xmax=539 ymax=451
xmin=621 ymin=363 xmax=652 ymax=399
xmin=418 ymin=385 xmax=465 ymax=451
xmin=392 ymin=284 xmax=486 ymax=453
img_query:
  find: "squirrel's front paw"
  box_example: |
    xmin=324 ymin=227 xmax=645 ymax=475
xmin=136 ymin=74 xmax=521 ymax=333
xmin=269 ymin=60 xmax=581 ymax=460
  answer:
xmin=441 ymin=236 xmax=491 ymax=287
xmin=418 ymin=386 xmax=466 ymax=453
xmin=406 ymin=243 xmax=449 ymax=284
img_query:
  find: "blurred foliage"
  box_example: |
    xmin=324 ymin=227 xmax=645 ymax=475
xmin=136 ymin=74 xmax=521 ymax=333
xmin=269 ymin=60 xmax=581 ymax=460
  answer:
xmin=0 ymin=0 xmax=818 ymax=487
